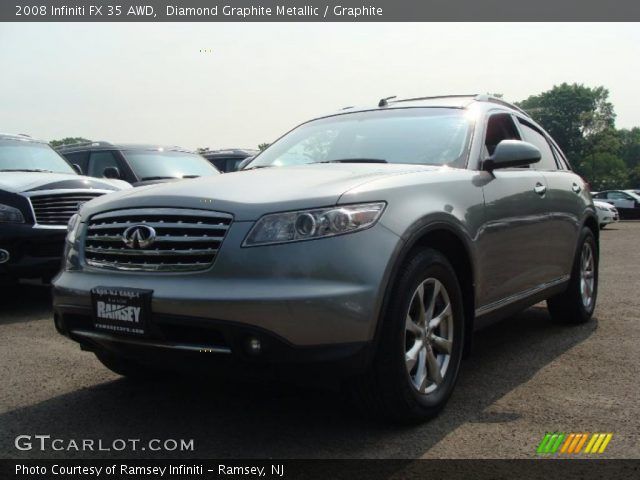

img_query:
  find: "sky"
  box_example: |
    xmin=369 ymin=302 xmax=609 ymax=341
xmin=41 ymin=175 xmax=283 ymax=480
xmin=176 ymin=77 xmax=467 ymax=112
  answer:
xmin=1 ymin=22 xmax=639 ymax=150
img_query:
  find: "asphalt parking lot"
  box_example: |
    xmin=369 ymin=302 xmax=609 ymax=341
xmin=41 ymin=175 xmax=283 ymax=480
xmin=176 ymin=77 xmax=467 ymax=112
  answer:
xmin=1 ymin=222 xmax=639 ymax=460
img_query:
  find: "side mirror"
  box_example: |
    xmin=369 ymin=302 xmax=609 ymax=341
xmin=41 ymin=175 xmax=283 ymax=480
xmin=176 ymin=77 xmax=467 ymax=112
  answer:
xmin=103 ymin=166 xmax=121 ymax=179
xmin=483 ymin=140 xmax=541 ymax=171
xmin=71 ymin=163 xmax=83 ymax=175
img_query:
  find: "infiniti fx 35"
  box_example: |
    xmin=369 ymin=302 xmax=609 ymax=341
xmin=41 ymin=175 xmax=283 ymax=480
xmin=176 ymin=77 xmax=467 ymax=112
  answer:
xmin=53 ymin=94 xmax=599 ymax=422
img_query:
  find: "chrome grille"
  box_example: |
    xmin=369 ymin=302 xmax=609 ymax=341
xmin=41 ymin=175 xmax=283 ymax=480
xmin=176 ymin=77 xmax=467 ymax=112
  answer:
xmin=84 ymin=208 xmax=233 ymax=272
xmin=30 ymin=192 xmax=106 ymax=226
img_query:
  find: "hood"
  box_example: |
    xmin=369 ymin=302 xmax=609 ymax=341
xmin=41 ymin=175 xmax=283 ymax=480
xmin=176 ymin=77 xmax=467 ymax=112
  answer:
xmin=80 ymin=163 xmax=434 ymax=221
xmin=0 ymin=172 xmax=130 ymax=194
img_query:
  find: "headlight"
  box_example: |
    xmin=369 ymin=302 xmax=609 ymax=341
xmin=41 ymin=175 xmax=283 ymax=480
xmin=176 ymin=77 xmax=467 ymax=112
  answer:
xmin=0 ymin=203 xmax=25 ymax=223
xmin=243 ymin=202 xmax=386 ymax=247
xmin=66 ymin=213 xmax=82 ymax=244
xmin=596 ymin=205 xmax=607 ymax=211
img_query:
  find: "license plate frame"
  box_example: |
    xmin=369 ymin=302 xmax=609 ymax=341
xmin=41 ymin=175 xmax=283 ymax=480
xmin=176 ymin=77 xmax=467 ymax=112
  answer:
xmin=91 ymin=286 xmax=153 ymax=336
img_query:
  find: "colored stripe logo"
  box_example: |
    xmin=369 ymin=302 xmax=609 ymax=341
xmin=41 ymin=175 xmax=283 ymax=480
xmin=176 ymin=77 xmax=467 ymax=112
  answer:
xmin=537 ymin=432 xmax=613 ymax=454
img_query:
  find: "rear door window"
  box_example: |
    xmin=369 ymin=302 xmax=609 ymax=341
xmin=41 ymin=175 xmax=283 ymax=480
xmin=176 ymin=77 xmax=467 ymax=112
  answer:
xmin=518 ymin=121 xmax=557 ymax=171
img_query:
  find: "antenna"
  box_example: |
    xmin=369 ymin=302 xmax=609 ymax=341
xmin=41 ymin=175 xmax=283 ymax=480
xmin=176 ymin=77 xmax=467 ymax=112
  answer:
xmin=378 ymin=96 xmax=397 ymax=107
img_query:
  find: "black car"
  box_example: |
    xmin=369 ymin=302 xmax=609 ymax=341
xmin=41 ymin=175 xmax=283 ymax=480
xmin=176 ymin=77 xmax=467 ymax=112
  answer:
xmin=0 ymin=133 xmax=130 ymax=284
xmin=201 ymin=149 xmax=259 ymax=173
xmin=57 ymin=142 xmax=220 ymax=186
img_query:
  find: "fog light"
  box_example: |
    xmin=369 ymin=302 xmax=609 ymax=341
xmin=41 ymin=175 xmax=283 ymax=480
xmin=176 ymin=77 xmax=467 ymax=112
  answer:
xmin=0 ymin=249 xmax=9 ymax=264
xmin=246 ymin=337 xmax=262 ymax=355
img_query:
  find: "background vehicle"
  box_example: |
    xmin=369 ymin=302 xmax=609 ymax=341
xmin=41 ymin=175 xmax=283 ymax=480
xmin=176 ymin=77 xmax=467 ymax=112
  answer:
xmin=592 ymin=190 xmax=640 ymax=219
xmin=53 ymin=95 xmax=598 ymax=423
xmin=202 ymin=149 xmax=259 ymax=173
xmin=0 ymin=133 xmax=130 ymax=284
xmin=594 ymin=200 xmax=619 ymax=228
xmin=57 ymin=142 xmax=220 ymax=186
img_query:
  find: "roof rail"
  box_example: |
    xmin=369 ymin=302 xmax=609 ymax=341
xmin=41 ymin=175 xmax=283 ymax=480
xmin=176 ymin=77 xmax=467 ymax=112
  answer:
xmin=0 ymin=132 xmax=32 ymax=139
xmin=474 ymin=94 xmax=531 ymax=118
xmin=55 ymin=140 xmax=113 ymax=150
xmin=391 ymin=94 xmax=479 ymax=104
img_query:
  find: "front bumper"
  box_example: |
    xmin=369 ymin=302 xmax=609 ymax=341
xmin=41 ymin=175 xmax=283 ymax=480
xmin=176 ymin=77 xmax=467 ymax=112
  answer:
xmin=53 ymin=221 xmax=401 ymax=366
xmin=0 ymin=223 xmax=66 ymax=281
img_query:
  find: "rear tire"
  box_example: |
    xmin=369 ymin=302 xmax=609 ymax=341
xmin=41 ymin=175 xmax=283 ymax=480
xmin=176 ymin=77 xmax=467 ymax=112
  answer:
xmin=547 ymin=227 xmax=598 ymax=324
xmin=351 ymin=249 xmax=465 ymax=423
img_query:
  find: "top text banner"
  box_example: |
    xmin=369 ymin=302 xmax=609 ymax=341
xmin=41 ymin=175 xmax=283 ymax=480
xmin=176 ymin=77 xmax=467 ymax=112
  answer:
xmin=3 ymin=0 xmax=640 ymax=22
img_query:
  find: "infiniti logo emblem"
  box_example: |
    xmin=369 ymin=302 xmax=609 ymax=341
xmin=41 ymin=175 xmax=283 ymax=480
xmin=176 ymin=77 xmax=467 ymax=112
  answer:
xmin=122 ymin=225 xmax=157 ymax=249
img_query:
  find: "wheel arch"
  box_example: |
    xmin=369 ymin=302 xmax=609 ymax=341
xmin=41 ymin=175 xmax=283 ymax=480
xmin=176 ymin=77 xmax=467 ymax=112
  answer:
xmin=370 ymin=219 xmax=477 ymax=364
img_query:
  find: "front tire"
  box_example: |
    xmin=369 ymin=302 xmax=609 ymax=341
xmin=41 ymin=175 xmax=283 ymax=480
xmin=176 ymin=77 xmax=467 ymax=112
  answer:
xmin=352 ymin=249 xmax=465 ymax=423
xmin=547 ymin=227 xmax=598 ymax=324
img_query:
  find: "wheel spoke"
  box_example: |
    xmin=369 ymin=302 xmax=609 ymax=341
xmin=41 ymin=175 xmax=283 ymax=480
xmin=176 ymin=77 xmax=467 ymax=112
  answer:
xmin=414 ymin=347 xmax=427 ymax=390
xmin=425 ymin=281 xmax=440 ymax=322
xmin=431 ymin=334 xmax=452 ymax=354
xmin=415 ymin=284 xmax=426 ymax=325
xmin=429 ymin=303 xmax=451 ymax=330
xmin=426 ymin=346 xmax=443 ymax=385
xmin=406 ymin=314 xmax=421 ymax=335
xmin=405 ymin=339 xmax=423 ymax=372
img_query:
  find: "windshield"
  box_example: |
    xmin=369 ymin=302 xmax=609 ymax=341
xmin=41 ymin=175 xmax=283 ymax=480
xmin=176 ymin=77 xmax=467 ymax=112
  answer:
xmin=122 ymin=150 xmax=220 ymax=180
xmin=0 ymin=140 xmax=75 ymax=174
xmin=250 ymin=108 xmax=472 ymax=169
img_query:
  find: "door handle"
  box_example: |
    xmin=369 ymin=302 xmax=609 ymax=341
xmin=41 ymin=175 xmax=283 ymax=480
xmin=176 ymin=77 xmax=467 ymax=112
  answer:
xmin=572 ymin=183 xmax=582 ymax=193
xmin=534 ymin=183 xmax=547 ymax=196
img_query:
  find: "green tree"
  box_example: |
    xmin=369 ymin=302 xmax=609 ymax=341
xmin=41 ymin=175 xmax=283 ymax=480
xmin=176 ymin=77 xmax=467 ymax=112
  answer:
xmin=618 ymin=127 xmax=640 ymax=170
xmin=580 ymin=128 xmax=628 ymax=190
xmin=516 ymin=83 xmax=615 ymax=164
xmin=49 ymin=137 xmax=90 ymax=148
xmin=258 ymin=143 xmax=270 ymax=152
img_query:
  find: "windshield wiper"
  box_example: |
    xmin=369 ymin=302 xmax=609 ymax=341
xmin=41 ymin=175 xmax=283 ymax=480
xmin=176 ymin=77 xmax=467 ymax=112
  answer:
xmin=244 ymin=165 xmax=275 ymax=171
xmin=317 ymin=158 xmax=388 ymax=164
xmin=140 ymin=176 xmax=179 ymax=181
xmin=182 ymin=175 xmax=200 ymax=179
xmin=0 ymin=168 xmax=56 ymax=173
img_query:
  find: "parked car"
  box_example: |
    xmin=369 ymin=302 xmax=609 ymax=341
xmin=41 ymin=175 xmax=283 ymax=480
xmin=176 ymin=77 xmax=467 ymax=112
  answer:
xmin=592 ymin=190 xmax=640 ymax=219
xmin=57 ymin=142 xmax=220 ymax=186
xmin=0 ymin=133 xmax=130 ymax=285
xmin=201 ymin=149 xmax=259 ymax=173
xmin=53 ymin=94 xmax=599 ymax=423
xmin=594 ymin=200 xmax=619 ymax=228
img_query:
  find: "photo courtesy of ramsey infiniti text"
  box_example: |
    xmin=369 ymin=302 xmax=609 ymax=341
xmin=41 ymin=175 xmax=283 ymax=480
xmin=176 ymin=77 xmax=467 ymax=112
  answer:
xmin=52 ymin=95 xmax=599 ymax=423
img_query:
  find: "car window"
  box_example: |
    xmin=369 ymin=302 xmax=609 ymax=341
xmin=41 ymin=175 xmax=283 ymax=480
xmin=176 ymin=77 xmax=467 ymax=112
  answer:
xmin=250 ymin=108 xmax=473 ymax=168
xmin=518 ymin=121 xmax=557 ymax=171
xmin=63 ymin=151 xmax=89 ymax=174
xmin=88 ymin=151 xmax=120 ymax=177
xmin=122 ymin=150 xmax=218 ymax=180
xmin=550 ymin=143 xmax=570 ymax=170
xmin=484 ymin=113 xmax=520 ymax=156
xmin=0 ymin=140 xmax=75 ymax=174
xmin=607 ymin=191 xmax=632 ymax=200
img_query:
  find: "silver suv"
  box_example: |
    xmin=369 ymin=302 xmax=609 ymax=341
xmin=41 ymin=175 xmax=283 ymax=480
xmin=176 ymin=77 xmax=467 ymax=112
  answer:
xmin=53 ymin=95 xmax=599 ymax=422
